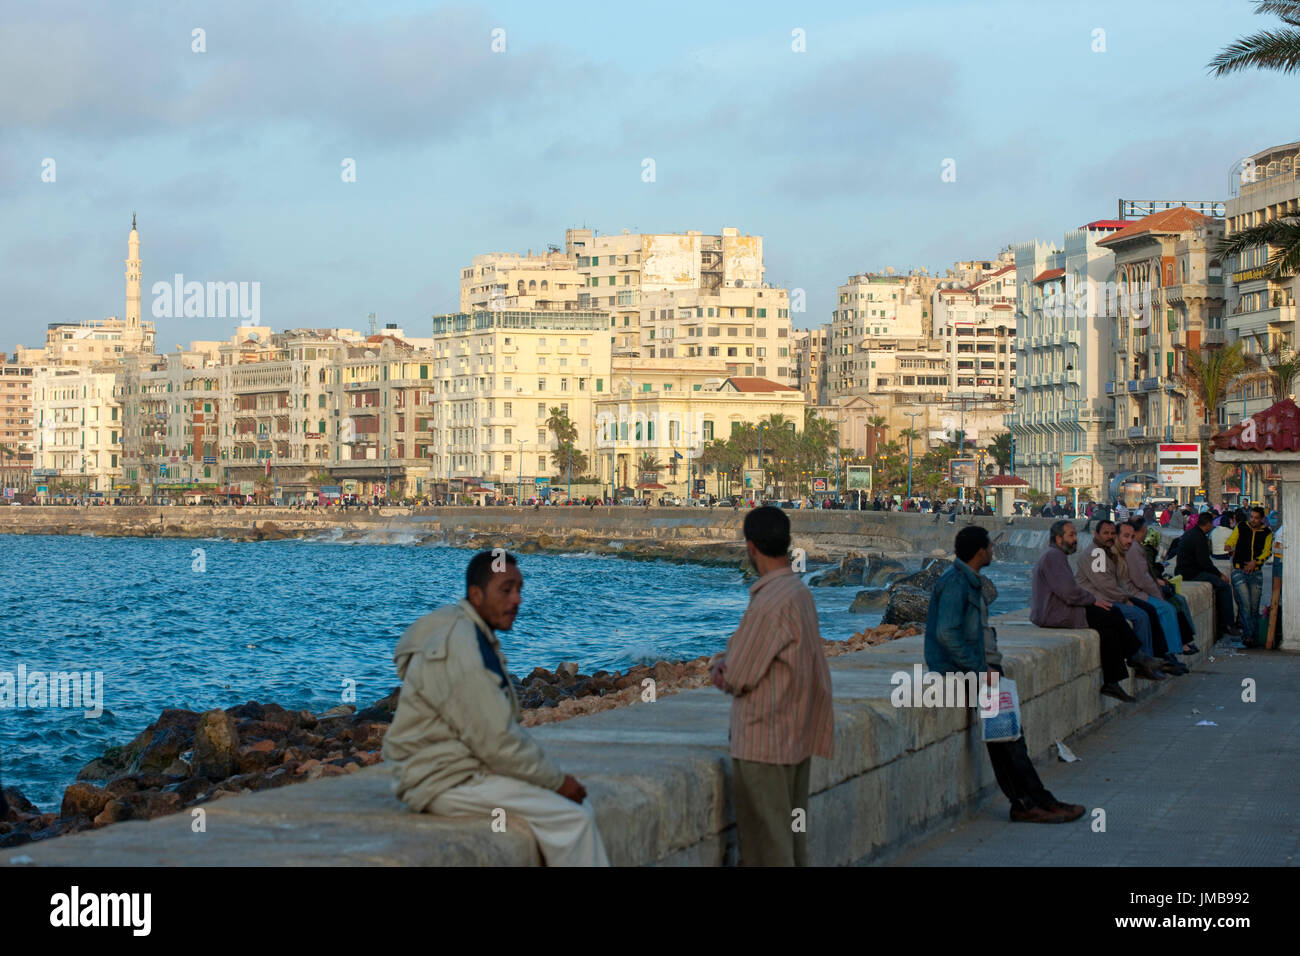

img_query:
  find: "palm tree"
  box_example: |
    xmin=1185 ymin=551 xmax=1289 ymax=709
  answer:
xmin=989 ymin=430 xmax=1013 ymax=473
xmin=866 ymin=414 xmax=887 ymax=456
xmin=1255 ymin=333 xmax=1300 ymax=402
xmin=1176 ymin=341 xmax=1260 ymax=494
xmin=1210 ymin=2 xmax=1300 ymax=278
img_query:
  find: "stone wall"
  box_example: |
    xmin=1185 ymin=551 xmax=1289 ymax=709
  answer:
xmin=4 ymin=581 xmax=1214 ymax=867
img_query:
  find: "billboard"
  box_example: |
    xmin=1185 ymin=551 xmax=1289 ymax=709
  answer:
xmin=1060 ymin=453 xmax=1094 ymax=488
xmin=846 ymin=465 xmax=873 ymax=492
xmin=811 ymin=476 xmax=829 ymax=493
xmin=949 ymin=457 xmax=979 ymax=488
xmin=1158 ymin=443 xmax=1200 ymax=486
xmin=743 ymin=469 xmax=764 ymax=490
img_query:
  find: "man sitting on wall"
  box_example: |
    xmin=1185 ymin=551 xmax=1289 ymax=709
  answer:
xmin=1030 ymin=520 xmax=1144 ymax=703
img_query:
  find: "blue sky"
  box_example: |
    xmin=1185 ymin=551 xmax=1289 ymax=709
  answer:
xmin=1 ymin=0 xmax=1294 ymax=351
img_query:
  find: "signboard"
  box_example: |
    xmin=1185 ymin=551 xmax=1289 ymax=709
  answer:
xmin=534 ymin=477 xmax=550 ymax=488
xmin=239 ymin=481 xmax=255 ymax=495
xmin=1060 ymin=453 xmax=1094 ymax=488
xmin=305 ymin=432 xmax=323 ymax=439
xmin=693 ymin=478 xmax=706 ymax=495
xmin=846 ymin=465 xmax=873 ymax=492
xmin=202 ymin=456 xmax=217 ymax=464
xmin=639 ymin=471 xmax=659 ymax=484
xmin=320 ymin=485 xmax=342 ymax=498
xmin=37 ymin=485 xmax=48 ymax=496
xmin=1158 ymin=443 xmax=1200 ymax=487
xmin=811 ymin=476 xmax=829 ymax=493
xmin=949 ymin=457 xmax=979 ymax=489
xmin=743 ymin=469 xmax=764 ymax=490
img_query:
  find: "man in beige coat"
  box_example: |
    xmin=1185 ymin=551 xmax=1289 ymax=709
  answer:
xmin=382 ymin=550 xmax=608 ymax=866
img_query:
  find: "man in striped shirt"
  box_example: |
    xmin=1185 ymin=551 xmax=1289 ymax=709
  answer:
xmin=709 ymin=506 xmax=834 ymax=865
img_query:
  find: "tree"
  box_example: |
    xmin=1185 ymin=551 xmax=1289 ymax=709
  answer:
xmin=1176 ymin=341 xmax=1259 ymax=495
xmin=1210 ymin=2 xmax=1300 ymax=279
xmin=988 ymin=430 xmax=1013 ymax=473
xmin=546 ymin=406 xmax=585 ymax=484
xmin=1256 ymin=333 xmax=1300 ymax=402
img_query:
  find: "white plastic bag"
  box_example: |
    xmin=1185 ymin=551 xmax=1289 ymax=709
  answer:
xmin=980 ymin=676 xmax=1022 ymax=743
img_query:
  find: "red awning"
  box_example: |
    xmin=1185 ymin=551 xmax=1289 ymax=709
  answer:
xmin=1212 ymin=399 xmax=1300 ymax=453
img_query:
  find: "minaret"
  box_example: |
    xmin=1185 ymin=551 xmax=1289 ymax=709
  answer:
xmin=125 ymin=212 xmax=141 ymax=333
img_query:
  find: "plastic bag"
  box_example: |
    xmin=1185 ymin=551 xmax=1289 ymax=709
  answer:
xmin=981 ymin=676 xmax=1022 ymax=743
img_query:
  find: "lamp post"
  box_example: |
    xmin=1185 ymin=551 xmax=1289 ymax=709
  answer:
xmin=516 ymin=439 xmax=526 ymax=506
xmin=757 ymin=422 xmax=767 ymax=504
xmin=904 ymin=408 xmax=924 ymax=502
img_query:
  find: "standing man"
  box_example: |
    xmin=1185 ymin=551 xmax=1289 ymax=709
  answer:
xmin=382 ymin=550 xmax=608 ymax=866
xmin=710 ymin=506 xmax=833 ymax=866
xmin=1030 ymin=520 xmax=1143 ymax=702
xmin=1174 ymin=511 xmax=1241 ymax=642
xmin=1224 ymin=507 xmax=1274 ymax=648
xmin=925 ymin=526 xmax=1084 ymax=824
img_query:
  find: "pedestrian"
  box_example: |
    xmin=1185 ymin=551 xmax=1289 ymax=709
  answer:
xmin=709 ymin=506 xmax=833 ymax=866
xmin=926 ymin=525 xmax=1085 ymax=824
xmin=382 ymin=550 xmax=608 ymax=866
xmin=1174 ymin=511 xmax=1241 ymax=642
xmin=1030 ymin=520 xmax=1143 ymax=702
xmin=1074 ymin=521 xmax=1171 ymax=680
xmin=1224 ymin=507 xmax=1273 ymax=648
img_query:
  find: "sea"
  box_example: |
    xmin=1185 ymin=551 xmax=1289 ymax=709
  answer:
xmin=0 ymin=533 xmax=1032 ymax=809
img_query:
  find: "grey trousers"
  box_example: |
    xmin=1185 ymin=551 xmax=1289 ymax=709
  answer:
xmin=732 ymin=757 xmax=812 ymax=866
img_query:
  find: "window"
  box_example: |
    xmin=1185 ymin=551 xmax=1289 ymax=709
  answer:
xmin=538 ymin=429 xmax=546 ymax=444
xmin=537 ymin=403 xmax=545 ymax=417
xmin=538 ymin=455 xmax=546 ymax=471
xmin=538 ymin=378 xmax=546 ymax=391
xmin=505 ymin=428 xmax=512 ymax=443
xmin=504 ymin=454 xmax=513 ymax=470
xmin=702 ymin=420 xmax=714 ymax=440
xmin=504 ymin=401 xmax=512 ymax=416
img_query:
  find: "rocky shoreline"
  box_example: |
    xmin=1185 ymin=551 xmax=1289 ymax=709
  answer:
xmin=0 ymin=620 xmax=918 ymax=848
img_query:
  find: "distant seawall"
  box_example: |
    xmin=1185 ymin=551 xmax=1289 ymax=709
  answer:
xmin=0 ymin=506 xmax=1061 ymax=563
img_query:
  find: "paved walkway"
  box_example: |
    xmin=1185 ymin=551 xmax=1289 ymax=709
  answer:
xmin=894 ymin=647 xmax=1300 ymax=866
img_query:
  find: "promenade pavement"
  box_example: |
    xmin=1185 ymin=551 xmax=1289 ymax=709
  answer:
xmin=893 ymin=646 xmax=1300 ymax=867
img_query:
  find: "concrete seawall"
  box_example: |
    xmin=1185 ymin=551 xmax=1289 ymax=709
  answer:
xmin=0 ymin=505 xmax=1060 ymax=563
xmin=6 ymin=575 xmax=1215 ymax=866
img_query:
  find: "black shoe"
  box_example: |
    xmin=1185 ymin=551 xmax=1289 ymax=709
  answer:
xmin=1133 ymin=663 xmax=1166 ymax=681
xmin=1101 ymin=683 xmax=1136 ymax=703
xmin=1183 ymin=642 xmax=1200 ymax=655
xmin=1160 ymin=660 xmax=1189 ymax=676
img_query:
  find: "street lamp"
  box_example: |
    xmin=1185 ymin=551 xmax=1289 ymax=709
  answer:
xmin=904 ymin=408 xmax=924 ymax=502
xmin=516 ymin=439 xmax=526 ymax=505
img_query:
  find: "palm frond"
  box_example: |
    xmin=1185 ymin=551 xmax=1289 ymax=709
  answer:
xmin=1216 ymin=217 xmax=1300 ymax=278
xmin=1208 ymin=28 xmax=1300 ymax=74
xmin=1255 ymin=0 xmax=1300 ymax=28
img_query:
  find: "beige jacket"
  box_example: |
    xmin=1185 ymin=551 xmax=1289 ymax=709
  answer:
xmin=382 ymin=599 xmax=565 ymax=811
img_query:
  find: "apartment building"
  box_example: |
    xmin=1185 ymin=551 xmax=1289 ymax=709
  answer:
xmin=1098 ymin=208 xmax=1226 ymax=489
xmin=1225 ymin=139 xmax=1300 ymax=421
xmin=567 ymin=227 xmax=793 ymax=377
xmin=429 ymin=308 xmax=613 ymax=493
xmin=459 ymin=249 xmax=584 ymax=313
xmin=594 ymin=373 xmax=807 ymax=498
xmin=793 ymin=325 xmax=830 ymax=406
xmin=0 ymin=354 xmax=35 ymax=490
xmin=1009 ymin=223 xmax=1124 ymax=495
xmin=931 ymin=265 xmax=1017 ymax=402
xmin=32 ymin=366 xmax=122 ymax=494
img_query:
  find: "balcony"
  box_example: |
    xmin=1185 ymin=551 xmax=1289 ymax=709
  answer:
xmin=1226 ymin=303 xmax=1296 ymax=338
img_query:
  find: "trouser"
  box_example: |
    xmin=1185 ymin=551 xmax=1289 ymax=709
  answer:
xmin=1084 ymin=603 xmax=1141 ymax=684
xmin=428 ymin=773 xmax=609 ymax=867
xmin=1231 ymin=569 xmax=1264 ymax=643
xmin=732 ymin=757 xmax=812 ymax=866
xmin=1130 ymin=597 xmax=1179 ymax=658
xmin=1166 ymin=589 xmax=1196 ymax=644
xmin=1188 ymin=571 xmax=1236 ymax=637
xmin=1116 ymin=602 xmax=1154 ymax=658
xmin=1145 ymin=595 xmax=1182 ymax=656
xmin=983 ymin=666 xmax=1055 ymax=812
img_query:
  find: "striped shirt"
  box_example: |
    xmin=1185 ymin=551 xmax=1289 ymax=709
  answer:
xmin=723 ymin=567 xmax=834 ymax=764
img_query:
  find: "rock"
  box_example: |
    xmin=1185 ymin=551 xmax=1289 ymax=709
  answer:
xmin=808 ymin=567 xmax=845 ymax=587
xmin=192 ymin=709 xmax=241 ymax=780
xmin=131 ymin=726 xmax=188 ymax=774
xmin=60 ymin=782 xmax=112 ymax=819
xmin=556 ymin=661 xmax=579 ymax=679
xmin=866 ymin=558 xmax=908 ymax=587
xmin=892 ymin=557 xmax=952 ymax=591
xmin=881 ymin=586 xmax=931 ymax=627
xmin=317 ymin=704 xmax=356 ymax=719
xmin=930 ymin=548 xmax=947 ymax=558
xmin=651 ymin=661 xmax=674 ymax=683
xmin=226 ymin=701 xmax=264 ymax=720
xmin=162 ymin=757 xmax=192 ymax=777
xmin=153 ymin=708 xmax=201 ymax=734
xmin=839 ymin=553 xmax=868 ymax=586
xmin=170 ymin=777 xmax=212 ymax=804
xmin=849 ymin=588 xmax=892 ymax=613
xmin=1 ymin=787 xmax=39 ymax=821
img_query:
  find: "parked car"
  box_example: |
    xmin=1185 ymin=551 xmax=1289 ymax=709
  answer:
xmin=618 ymin=496 xmax=639 ymax=506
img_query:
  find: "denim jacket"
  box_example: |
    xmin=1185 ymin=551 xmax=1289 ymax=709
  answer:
xmin=924 ymin=559 xmax=999 ymax=674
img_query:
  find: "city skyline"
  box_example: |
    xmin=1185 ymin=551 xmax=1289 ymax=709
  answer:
xmin=3 ymin=0 xmax=1295 ymax=349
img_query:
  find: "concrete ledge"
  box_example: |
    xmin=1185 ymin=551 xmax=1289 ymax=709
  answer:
xmin=5 ymin=582 xmax=1214 ymax=867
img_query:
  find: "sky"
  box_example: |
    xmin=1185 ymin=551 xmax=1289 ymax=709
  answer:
xmin=1 ymin=0 xmax=1295 ymax=352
